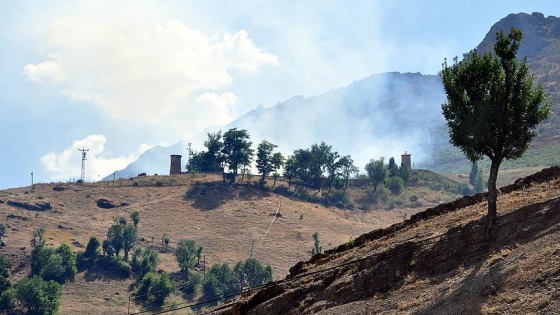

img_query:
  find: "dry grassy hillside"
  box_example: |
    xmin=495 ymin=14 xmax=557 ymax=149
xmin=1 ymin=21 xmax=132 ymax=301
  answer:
xmin=0 ymin=172 xmax=456 ymax=314
xmin=210 ymin=167 xmax=560 ymax=315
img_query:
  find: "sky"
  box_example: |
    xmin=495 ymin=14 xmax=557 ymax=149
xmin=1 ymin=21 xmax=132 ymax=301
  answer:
xmin=1 ymin=0 xmax=559 ymax=189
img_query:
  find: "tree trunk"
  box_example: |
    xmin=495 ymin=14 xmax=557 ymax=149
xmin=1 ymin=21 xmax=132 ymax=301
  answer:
xmin=487 ymin=158 xmax=501 ymax=224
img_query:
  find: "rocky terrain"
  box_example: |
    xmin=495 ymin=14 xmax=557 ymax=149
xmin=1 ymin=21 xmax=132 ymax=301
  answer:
xmin=209 ymin=167 xmax=560 ymax=314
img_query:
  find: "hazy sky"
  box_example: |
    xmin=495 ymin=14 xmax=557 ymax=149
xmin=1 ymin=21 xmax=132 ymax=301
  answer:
xmin=1 ymin=0 xmax=558 ymax=189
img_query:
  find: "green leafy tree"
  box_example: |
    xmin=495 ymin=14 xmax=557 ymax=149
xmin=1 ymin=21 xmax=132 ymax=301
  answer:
xmin=387 ymin=157 xmax=398 ymax=177
xmin=122 ymin=225 xmax=137 ymax=261
xmin=338 ymin=156 xmax=358 ymax=194
xmin=441 ymin=28 xmax=550 ymax=223
xmin=397 ymin=162 xmax=411 ymax=182
xmin=130 ymin=211 xmax=140 ymax=227
xmin=311 ymin=232 xmax=322 ymax=255
xmin=221 ymin=128 xmax=253 ymax=183
xmin=256 ymin=140 xmax=284 ymax=187
xmin=234 ymin=258 xmax=272 ymax=289
xmin=365 ymin=158 xmax=387 ymax=193
xmin=175 ymin=240 xmax=200 ymax=279
xmin=0 ymin=254 xmax=12 ymax=294
xmin=106 ymin=224 xmax=124 ymax=257
xmin=162 ymin=233 xmax=170 ymax=252
xmin=139 ymin=248 xmax=159 ymax=279
xmin=385 ymin=176 xmax=404 ymax=194
xmin=150 ymin=272 xmax=175 ymax=306
xmin=188 ymin=131 xmax=224 ymax=173
xmin=31 ymin=242 xmax=76 ymax=284
xmin=16 ymin=276 xmax=61 ymax=315
xmin=202 ymin=263 xmax=238 ymax=305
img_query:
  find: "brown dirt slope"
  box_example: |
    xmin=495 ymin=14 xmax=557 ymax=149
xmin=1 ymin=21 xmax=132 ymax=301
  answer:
xmin=210 ymin=166 xmax=560 ymax=315
xmin=0 ymin=174 xmax=434 ymax=314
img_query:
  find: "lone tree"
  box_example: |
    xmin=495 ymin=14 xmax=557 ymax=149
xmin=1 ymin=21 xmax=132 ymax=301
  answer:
xmin=365 ymin=157 xmax=387 ymax=193
xmin=441 ymin=28 xmax=550 ymax=224
xmin=221 ymin=128 xmax=253 ymax=183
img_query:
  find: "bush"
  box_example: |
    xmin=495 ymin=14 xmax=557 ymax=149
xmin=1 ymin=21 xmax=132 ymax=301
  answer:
xmin=98 ymin=256 xmax=131 ymax=278
xmin=16 ymin=276 xmax=62 ymax=315
xmin=385 ymin=176 xmax=404 ymax=194
xmin=182 ymin=271 xmax=201 ymax=295
xmin=0 ymin=288 xmax=15 ymax=312
xmin=31 ymin=242 xmax=77 ymax=284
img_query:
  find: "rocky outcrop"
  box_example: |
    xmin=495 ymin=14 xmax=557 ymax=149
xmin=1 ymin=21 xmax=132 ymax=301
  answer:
xmin=96 ymin=198 xmax=129 ymax=209
xmin=6 ymin=200 xmax=52 ymax=211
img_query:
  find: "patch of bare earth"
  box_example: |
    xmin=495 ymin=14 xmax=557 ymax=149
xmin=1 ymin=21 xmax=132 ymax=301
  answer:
xmin=0 ymin=173 xmax=425 ymax=314
xmin=211 ymin=167 xmax=560 ymax=315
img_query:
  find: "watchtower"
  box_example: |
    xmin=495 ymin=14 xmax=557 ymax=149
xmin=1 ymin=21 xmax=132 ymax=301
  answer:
xmin=401 ymin=151 xmax=411 ymax=170
xmin=170 ymin=155 xmax=182 ymax=175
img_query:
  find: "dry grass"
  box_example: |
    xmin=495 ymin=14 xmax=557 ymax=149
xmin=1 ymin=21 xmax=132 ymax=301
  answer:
xmin=0 ymin=173 xmax=442 ymax=314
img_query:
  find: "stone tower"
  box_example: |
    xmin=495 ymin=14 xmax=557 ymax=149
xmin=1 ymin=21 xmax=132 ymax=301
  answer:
xmin=401 ymin=152 xmax=411 ymax=170
xmin=170 ymin=155 xmax=182 ymax=175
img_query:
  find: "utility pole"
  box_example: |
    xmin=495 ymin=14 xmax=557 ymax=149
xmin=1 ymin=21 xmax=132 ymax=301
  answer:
xmin=78 ymin=149 xmax=89 ymax=182
xmin=31 ymin=172 xmax=34 ymax=187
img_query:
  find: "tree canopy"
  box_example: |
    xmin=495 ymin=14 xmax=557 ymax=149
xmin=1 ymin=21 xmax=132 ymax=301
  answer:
xmin=441 ymin=27 xmax=550 ymax=222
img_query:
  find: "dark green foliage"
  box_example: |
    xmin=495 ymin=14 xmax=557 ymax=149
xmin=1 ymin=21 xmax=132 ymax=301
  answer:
xmin=398 ymin=162 xmax=411 ymax=182
xmin=98 ymin=256 xmax=131 ymax=277
xmin=162 ymin=233 xmax=170 ymax=252
xmin=106 ymin=224 xmax=124 ymax=257
xmin=175 ymin=240 xmax=201 ymax=278
xmin=130 ymin=211 xmax=140 ymax=227
xmin=137 ymin=272 xmax=174 ymax=306
xmin=387 ymin=157 xmax=398 ymax=177
xmin=182 ymin=271 xmax=201 ymax=295
xmin=0 ymin=223 xmax=5 ymax=240
xmin=0 ymin=287 xmax=15 ymax=311
xmin=187 ymin=131 xmax=224 ymax=172
xmin=0 ymin=253 xmax=12 ymax=293
xmin=16 ymin=276 xmax=62 ymax=315
xmin=150 ymin=272 xmax=174 ymax=306
xmin=221 ymin=128 xmax=253 ymax=183
xmin=122 ymin=224 xmax=138 ymax=261
xmin=77 ymin=236 xmax=101 ymax=270
xmin=234 ymin=258 xmax=272 ymax=289
xmin=138 ymin=248 xmax=159 ymax=279
xmin=365 ymin=158 xmax=387 ymax=193
xmin=31 ymin=242 xmax=77 ymax=284
xmin=256 ymin=140 xmax=284 ymax=187
xmin=202 ymin=263 xmax=238 ymax=304
xmin=385 ymin=176 xmax=404 ymax=194
xmin=311 ymin=232 xmax=322 ymax=255
xmin=441 ymin=28 xmax=550 ymax=220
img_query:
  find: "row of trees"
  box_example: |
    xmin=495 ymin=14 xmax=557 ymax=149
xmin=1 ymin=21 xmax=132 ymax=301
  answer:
xmin=188 ymin=130 xmax=360 ymax=198
xmin=365 ymin=156 xmax=410 ymax=194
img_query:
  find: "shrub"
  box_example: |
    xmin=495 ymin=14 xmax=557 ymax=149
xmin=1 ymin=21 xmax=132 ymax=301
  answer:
xmin=16 ymin=276 xmax=62 ymax=315
xmin=182 ymin=271 xmax=201 ymax=295
xmin=0 ymin=288 xmax=15 ymax=312
xmin=385 ymin=176 xmax=404 ymax=194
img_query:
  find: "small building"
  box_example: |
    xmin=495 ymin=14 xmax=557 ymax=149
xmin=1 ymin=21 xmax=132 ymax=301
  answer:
xmin=401 ymin=152 xmax=411 ymax=169
xmin=170 ymin=155 xmax=182 ymax=175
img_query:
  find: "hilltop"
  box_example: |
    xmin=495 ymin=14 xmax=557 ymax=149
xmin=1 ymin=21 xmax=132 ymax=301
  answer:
xmin=0 ymin=170 xmax=461 ymax=314
xmin=209 ymin=167 xmax=560 ymax=314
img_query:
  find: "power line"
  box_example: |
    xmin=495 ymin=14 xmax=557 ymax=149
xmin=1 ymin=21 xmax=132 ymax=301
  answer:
xmin=132 ymin=196 xmax=560 ymax=314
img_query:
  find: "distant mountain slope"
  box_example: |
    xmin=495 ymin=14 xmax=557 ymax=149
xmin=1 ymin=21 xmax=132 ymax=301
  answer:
xmin=476 ymin=12 xmax=560 ymax=139
xmin=112 ymin=12 xmax=560 ymax=180
xmin=111 ymin=72 xmax=446 ymax=179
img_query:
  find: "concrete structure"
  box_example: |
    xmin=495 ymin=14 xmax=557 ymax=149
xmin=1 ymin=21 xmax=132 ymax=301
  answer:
xmin=170 ymin=155 xmax=182 ymax=175
xmin=401 ymin=152 xmax=411 ymax=170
